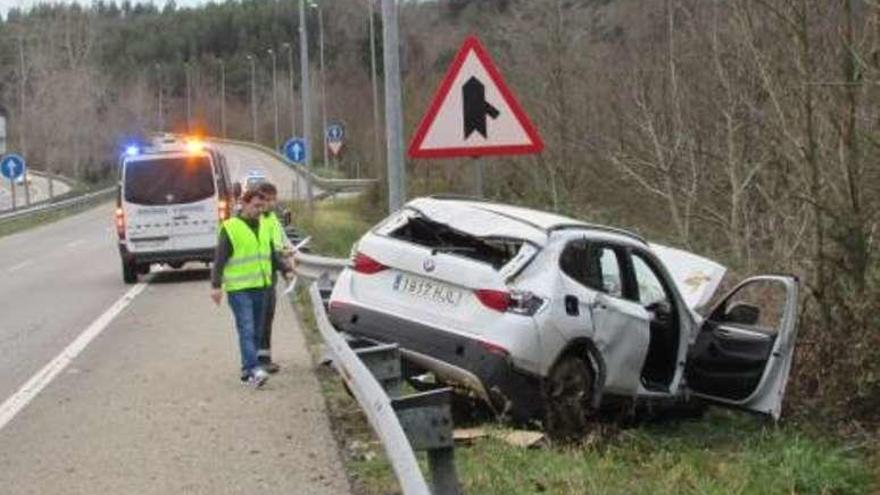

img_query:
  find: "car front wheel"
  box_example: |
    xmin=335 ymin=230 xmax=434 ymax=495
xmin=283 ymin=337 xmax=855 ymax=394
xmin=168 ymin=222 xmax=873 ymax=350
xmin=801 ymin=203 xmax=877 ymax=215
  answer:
xmin=122 ymin=259 xmax=137 ymax=284
xmin=544 ymin=355 xmax=595 ymax=441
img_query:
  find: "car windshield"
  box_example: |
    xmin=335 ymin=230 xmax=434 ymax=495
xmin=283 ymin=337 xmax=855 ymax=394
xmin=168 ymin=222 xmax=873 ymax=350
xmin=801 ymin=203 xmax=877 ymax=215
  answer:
xmin=124 ymin=156 xmax=214 ymax=205
xmin=387 ymin=213 xmax=523 ymax=269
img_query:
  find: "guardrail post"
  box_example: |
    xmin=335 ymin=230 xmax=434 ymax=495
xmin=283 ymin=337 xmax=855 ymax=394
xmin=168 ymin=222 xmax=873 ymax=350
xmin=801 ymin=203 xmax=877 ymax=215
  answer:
xmin=354 ymin=343 xmax=402 ymax=397
xmin=392 ymin=389 xmax=460 ymax=495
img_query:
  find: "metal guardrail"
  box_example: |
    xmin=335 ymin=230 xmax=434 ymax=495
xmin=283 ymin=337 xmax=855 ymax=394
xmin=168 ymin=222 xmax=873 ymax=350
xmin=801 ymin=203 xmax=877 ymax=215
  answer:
xmin=308 ymin=283 xmax=460 ymax=494
xmin=0 ymin=170 xmax=77 ymax=214
xmin=0 ymin=186 xmax=115 ymax=226
xmin=293 ymin=252 xmax=348 ymax=282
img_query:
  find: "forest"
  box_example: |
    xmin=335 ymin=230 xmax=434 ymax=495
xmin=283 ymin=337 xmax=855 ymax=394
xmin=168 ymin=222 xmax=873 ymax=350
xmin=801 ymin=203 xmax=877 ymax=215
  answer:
xmin=0 ymin=0 xmax=877 ymax=429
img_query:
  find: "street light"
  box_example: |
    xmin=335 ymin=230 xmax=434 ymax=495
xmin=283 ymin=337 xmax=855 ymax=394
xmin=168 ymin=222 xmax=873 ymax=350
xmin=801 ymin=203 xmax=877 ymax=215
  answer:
xmin=218 ymin=58 xmax=226 ymax=138
xmin=368 ymin=0 xmax=382 ymax=178
xmin=245 ymin=54 xmax=258 ymax=142
xmin=311 ymin=1 xmax=329 ymax=170
xmin=185 ymin=62 xmax=191 ymax=131
xmin=268 ymin=48 xmax=279 ymax=150
xmin=299 ymin=0 xmax=314 ymax=209
xmin=282 ymin=42 xmax=296 ymax=138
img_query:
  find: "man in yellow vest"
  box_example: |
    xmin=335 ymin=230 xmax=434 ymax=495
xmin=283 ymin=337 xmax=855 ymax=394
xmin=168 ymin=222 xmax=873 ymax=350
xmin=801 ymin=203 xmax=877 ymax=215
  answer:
xmin=210 ymin=189 xmax=292 ymax=387
xmin=254 ymin=182 xmax=294 ymax=373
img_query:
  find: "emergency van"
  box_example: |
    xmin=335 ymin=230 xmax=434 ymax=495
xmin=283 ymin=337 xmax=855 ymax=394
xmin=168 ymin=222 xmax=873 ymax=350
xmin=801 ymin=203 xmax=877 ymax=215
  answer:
xmin=115 ymin=140 xmax=234 ymax=283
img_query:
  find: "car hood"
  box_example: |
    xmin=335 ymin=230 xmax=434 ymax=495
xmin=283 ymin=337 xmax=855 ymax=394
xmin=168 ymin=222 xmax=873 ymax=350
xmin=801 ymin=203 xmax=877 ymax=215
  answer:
xmin=649 ymin=243 xmax=726 ymax=311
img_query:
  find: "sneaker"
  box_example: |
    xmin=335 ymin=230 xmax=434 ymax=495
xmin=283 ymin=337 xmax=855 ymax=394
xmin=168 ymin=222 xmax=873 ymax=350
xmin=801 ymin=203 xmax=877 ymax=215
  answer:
xmin=263 ymin=361 xmax=281 ymax=374
xmin=240 ymin=372 xmax=249 ymax=384
xmin=249 ymin=368 xmax=269 ymax=388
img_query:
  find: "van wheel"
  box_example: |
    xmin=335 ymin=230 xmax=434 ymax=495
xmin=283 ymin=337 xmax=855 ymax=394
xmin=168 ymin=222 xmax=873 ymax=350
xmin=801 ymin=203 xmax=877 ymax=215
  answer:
xmin=544 ymin=355 xmax=595 ymax=442
xmin=122 ymin=260 xmax=137 ymax=284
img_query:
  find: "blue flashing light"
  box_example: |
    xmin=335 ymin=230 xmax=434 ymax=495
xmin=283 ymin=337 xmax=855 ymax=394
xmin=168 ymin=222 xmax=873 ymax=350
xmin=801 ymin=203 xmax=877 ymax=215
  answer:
xmin=125 ymin=145 xmax=140 ymax=157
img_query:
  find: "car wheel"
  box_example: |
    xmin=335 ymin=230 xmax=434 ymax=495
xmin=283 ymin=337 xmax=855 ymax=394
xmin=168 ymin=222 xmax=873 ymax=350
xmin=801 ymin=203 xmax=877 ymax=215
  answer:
xmin=544 ymin=355 xmax=595 ymax=441
xmin=137 ymin=263 xmax=151 ymax=275
xmin=122 ymin=259 xmax=137 ymax=284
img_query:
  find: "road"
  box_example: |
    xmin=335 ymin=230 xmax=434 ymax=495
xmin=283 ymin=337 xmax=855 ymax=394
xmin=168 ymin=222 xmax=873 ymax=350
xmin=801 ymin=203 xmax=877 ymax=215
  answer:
xmin=0 ymin=142 xmax=349 ymax=494
xmin=0 ymin=172 xmax=72 ymax=211
xmin=209 ymin=141 xmax=323 ymax=200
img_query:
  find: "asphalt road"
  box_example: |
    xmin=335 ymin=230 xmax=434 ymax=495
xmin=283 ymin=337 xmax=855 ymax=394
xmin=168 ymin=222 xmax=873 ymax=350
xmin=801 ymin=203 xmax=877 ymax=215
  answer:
xmin=0 ymin=145 xmax=350 ymax=494
xmin=0 ymin=172 xmax=72 ymax=211
xmin=209 ymin=141 xmax=323 ymax=201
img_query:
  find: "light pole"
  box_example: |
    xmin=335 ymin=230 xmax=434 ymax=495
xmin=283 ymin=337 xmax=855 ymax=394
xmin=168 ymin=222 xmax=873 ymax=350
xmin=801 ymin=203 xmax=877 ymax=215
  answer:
xmin=155 ymin=63 xmax=163 ymax=132
xmin=282 ymin=42 xmax=296 ymax=138
xmin=17 ymin=34 xmax=27 ymax=206
xmin=382 ymin=0 xmax=405 ymax=212
xmin=368 ymin=0 xmax=382 ymax=177
xmin=299 ymin=0 xmax=314 ymax=209
xmin=246 ymin=54 xmax=258 ymax=142
xmin=311 ymin=1 xmax=328 ymax=170
xmin=185 ymin=62 xmax=192 ymax=131
xmin=218 ymin=58 xmax=226 ymax=138
xmin=268 ymin=48 xmax=280 ymax=150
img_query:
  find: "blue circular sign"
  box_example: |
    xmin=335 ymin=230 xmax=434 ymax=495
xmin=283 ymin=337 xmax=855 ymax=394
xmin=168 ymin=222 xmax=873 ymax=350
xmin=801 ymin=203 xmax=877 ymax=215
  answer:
xmin=0 ymin=153 xmax=25 ymax=181
xmin=283 ymin=138 xmax=307 ymax=165
xmin=326 ymin=123 xmax=344 ymax=143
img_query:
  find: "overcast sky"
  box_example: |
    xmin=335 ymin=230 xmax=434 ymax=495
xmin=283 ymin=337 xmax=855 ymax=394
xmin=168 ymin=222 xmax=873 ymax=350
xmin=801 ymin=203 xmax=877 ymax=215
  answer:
xmin=1 ymin=0 xmax=210 ymax=17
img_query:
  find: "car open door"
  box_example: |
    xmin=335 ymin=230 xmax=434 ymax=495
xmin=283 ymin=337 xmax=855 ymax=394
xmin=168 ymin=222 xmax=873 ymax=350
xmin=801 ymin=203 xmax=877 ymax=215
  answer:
xmin=685 ymin=275 xmax=799 ymax=419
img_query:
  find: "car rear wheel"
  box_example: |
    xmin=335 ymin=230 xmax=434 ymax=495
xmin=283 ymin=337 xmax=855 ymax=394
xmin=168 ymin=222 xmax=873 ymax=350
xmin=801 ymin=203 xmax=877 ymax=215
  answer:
xmin=122 ymin=259 xmax=137 ymax=284
xmin=544 ymin=355 xmax=595 ymax=441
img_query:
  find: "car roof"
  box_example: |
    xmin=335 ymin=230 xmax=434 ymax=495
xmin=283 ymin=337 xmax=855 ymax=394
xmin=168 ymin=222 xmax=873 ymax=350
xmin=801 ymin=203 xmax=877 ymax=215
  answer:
xmin=407 ymin=196 xmax=646 ymax=246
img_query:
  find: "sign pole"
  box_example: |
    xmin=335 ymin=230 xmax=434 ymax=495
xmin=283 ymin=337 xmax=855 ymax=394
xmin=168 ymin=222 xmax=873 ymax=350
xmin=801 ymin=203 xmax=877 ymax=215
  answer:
xmin=382 ymin=0 xmax=406 ymax=213
xmin=472 ymin=158 xmax=484 ymax=198
xmin=23 ymin=170 xmax=30 ymax=206
xmin=10 ymin=178 xmax=16 ymax=211
xmin=48 ymin=170 xmax=53 ymax=200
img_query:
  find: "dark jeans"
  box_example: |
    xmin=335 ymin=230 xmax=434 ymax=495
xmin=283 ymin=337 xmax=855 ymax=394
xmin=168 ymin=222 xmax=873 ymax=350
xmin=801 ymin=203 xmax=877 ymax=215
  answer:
xmin=227 ymin=288 xmax=267 ymax=374
xmin=259 ymin=286 xmax=276 ymax=361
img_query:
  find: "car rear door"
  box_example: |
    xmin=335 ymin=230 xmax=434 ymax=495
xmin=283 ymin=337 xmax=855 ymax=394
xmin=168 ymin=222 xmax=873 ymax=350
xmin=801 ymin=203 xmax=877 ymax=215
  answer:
xmin=685 ymin=275 xmax=799 ymax=419
xmin=172 ymin=154 xmax=220 ymax=252
xmin=122 ymin=158 xmax=174 ymax=253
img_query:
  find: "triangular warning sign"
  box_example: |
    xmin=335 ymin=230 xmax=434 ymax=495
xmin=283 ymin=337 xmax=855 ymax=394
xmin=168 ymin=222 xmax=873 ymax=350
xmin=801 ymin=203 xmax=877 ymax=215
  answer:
xmin=408 ymin=36 xmax=544 ymax=159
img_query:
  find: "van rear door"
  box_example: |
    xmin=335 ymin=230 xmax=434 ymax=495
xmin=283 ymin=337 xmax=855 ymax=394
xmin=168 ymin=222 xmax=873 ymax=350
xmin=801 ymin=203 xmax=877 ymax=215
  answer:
xmin=123 ymin=154 xmax=217 ymax=253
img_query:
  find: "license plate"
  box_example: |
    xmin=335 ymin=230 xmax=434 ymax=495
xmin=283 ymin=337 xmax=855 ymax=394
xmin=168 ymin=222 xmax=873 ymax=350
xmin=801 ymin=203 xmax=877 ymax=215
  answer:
xmin=392 ymin=273 xmax=463 ymax=307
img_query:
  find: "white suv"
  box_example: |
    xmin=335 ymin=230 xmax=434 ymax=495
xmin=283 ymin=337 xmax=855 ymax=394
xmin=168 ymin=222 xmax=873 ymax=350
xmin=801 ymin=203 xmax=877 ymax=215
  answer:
xmin=328 ymin=197 xmax=799 ymax=435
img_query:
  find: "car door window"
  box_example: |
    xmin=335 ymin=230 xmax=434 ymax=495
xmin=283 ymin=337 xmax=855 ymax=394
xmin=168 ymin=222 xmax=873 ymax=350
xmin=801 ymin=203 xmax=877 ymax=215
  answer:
xmin=710 ymin=279 xmax=787 ymax=335
xmin=560 ymin=242 xmax=624 ymax=298
xmin=631 ymin=254 xmax=669 ymax=306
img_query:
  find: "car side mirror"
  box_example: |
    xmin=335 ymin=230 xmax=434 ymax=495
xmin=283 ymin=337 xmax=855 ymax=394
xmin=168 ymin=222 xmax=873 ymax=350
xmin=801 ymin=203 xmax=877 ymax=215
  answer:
xmin=722 ymin=303 xmax=761 ymax=326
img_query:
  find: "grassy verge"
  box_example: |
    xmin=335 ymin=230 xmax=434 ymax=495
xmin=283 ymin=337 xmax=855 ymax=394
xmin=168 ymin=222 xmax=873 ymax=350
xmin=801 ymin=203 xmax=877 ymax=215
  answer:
xmin=290 ymin=197 xmax=877 ymax=495
xmin=287 ymin=196 xmax=376 ymax=257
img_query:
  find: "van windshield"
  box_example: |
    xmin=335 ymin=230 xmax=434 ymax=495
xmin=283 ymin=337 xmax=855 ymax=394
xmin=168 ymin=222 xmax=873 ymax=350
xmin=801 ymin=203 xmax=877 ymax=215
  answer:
xmin=124 ymin=156 xmax=214 ymax=205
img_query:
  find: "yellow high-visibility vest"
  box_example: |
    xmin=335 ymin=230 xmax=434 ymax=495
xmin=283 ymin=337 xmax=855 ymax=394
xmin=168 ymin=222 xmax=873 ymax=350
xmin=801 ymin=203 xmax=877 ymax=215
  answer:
xmin=222 ymin=217 xmax=272 ymax=292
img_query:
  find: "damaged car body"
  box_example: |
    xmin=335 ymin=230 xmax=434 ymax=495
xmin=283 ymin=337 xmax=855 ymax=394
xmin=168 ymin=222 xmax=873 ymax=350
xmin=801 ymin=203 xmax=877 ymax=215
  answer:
xmin=328 ymin=196 xmax=800 ymax=435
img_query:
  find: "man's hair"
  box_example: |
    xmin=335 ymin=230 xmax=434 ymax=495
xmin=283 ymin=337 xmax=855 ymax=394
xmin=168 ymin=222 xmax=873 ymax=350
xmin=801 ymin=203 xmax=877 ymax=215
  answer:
xmin=241 ymin=189 xmax=266 ymax=204
xmin=255 ymin=182 xmax=278 ymax=196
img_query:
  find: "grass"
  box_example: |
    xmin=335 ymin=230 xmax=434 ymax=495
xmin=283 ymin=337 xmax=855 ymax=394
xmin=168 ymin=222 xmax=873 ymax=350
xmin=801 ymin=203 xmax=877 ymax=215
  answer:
xmin=287 ymin=196 xmax=375 ymax=257
xmin=290 ymin=195 xmax=877 ymax=495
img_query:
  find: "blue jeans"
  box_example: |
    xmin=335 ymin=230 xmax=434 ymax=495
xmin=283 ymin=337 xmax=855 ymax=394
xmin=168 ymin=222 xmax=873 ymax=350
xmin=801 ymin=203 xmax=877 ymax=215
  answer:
xmin=227 ymin=288 xmax=268 ymax=374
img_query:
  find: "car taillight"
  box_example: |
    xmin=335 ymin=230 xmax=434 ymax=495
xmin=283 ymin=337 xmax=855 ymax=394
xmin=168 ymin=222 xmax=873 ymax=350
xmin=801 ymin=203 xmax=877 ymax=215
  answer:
xmin=218 ymin=199 xmax=230 ymax=220
xmin=478 ymin=339 xmax=509 ymax=357
xmin=474 ymin=289 xmax=511 ymax=312
xmin=475 ymin=289 xmax=544 ymax=315
xmin=115 ymin=207 xmax=125 ymax=239
xmin=353 ymin=252 xmax=388 ymax=274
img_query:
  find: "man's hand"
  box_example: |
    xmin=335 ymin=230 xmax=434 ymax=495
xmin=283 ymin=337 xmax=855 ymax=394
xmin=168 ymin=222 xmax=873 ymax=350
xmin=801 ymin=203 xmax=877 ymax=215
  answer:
xmin=210 ymin=288 xmax=223 ymax=306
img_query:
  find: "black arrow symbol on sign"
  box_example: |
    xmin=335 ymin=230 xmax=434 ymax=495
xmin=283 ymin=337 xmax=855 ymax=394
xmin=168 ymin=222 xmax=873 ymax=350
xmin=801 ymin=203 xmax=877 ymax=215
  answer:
xmin=462 ymin=76 xmax=500 ymax=139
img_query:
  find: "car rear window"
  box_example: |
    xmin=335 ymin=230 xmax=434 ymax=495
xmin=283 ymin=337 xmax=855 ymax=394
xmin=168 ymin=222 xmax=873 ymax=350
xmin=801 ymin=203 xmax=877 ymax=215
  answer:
xmin=124 ymin=156 xmax=215 ymax=205
xmin=386 ymin=213 xmax=523 ymax=269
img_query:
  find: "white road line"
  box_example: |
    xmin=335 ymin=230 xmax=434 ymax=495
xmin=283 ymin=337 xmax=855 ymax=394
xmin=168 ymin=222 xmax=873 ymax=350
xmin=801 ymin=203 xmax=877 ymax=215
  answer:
xmin=0 ymin=282 xmax=148 ymax=432
xmin=7 ymin=260 xmax=33 ymax=273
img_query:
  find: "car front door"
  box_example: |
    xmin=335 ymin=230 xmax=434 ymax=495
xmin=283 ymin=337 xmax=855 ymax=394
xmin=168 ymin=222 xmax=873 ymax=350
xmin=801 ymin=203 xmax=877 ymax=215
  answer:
xmin=685 ymin=275 xmax=800 ymax=419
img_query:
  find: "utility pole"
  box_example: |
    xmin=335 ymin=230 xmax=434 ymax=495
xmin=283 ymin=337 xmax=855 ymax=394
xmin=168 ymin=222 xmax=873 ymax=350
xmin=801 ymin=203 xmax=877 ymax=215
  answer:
xmin=155 ymin=63 xmax=163 ymax=132
xmin=268 ymin=48 xmax=280 ymax=150
xmin=382 ymin=0 xmax=405 ymax=212
xmin=246 ymin=54 xmax=258 ymax=142
xmin=282 ymin=42 xmax=296 ymax=137
xmin=18 ymin=35 xmax=29 ymax=206
xmin=299 ymin=0 xmax=314 ymax=209
xmin=185 ymin=62 xmax=192 ymax=132
xmin=311 ymin=2 xmax=328 ymax=170
xmin=219 ymin=59 xmax=226 ymax=138
xmin=368 ymin=0 xmax=382 ymax=177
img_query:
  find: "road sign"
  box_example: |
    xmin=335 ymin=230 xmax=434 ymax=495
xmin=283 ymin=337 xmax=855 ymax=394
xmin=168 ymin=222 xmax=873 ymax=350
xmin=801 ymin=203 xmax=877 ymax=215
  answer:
xmin=326 ymin=122 xmax=344 ymax=157
xmin=408 ymin=36 xmax=544 ymax=159
xmin=0 ymin=153 xmax=25 ymax=181
xmin=283 ymin=138 xmax=307 ymax=165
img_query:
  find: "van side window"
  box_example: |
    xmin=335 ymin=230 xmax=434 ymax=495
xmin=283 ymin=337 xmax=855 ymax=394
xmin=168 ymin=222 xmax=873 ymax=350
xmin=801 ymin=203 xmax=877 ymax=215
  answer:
xmin=560 ymin=242 xmax=624 ymax=298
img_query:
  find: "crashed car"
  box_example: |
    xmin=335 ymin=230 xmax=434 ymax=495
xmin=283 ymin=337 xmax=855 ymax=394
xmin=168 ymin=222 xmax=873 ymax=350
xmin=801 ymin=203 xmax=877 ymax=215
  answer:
xmin=328 ymin=196 xmax=799 ymax=434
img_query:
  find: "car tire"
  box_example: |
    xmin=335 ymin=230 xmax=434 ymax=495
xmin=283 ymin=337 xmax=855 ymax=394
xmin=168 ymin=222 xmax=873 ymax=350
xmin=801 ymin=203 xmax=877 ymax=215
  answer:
xmin=137 ymin=263 xmax=151 ymax=275
xmin=544 ymin=355 xmax=595 ymax=442
xmin=122 ymin=259 xmax=137 ymax=284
